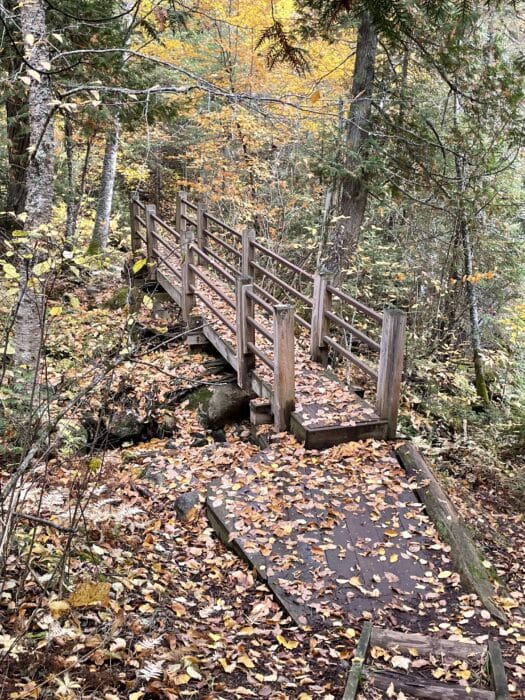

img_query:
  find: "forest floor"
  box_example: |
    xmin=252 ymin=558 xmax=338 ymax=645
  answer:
xmin=0 ymin=269 xmax=524 ymax=699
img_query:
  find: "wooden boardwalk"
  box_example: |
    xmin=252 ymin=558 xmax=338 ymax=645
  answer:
xmin=130 ymin=193 xmax=406 ymax=448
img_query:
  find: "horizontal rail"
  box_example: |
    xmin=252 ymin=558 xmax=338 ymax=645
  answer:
xmin=191 ymin=246 xmax=236 ymax=285
xmin=189 ymin=264 xmax=236 ymax=308
xmin=246 ymin=315 xmax=273 ymax=342
xmin=203 ymin=246 xmax=239 ymax=276
xmin=324 ymin=310 xmax=380 ymax=352
xmin=204 ymin=228 xmax=242 ymax=259
xmin=150 ymin=230 xmax=181 ymax=260
xmin=134 ymin=230 xmax=146 ymax=244
xmin=133 ymin=198 xmax=145 ymax=212
xmin=135 ymin=214 xmax=146 ymax=227
xmin=246 ymin=341 xmax=274 ymax=371
xmin=253 ymin=284 xmax=311 ymax=331
xmin=158 ymin=256 xmax=182 ymax=281
xmin=181 ymin=212 xmax=197 ymax=227
xmin=323 ymin=335 xmax=378 ymax=381
xmin=251 ymin=261 xmax=312 ymax=307
xmin=326 ymin=285 xmax=383 ymax=324
xmin=152 ymin=214 xmax=180 ymax=241
xmin=190 ymin=286 xmax=236 ymax=334
xmin=181 ymin=198 xmax=198 ymax=211
xmin=246 ymin=287 xmax=274 ymax=315
xmin=252 ymin=241 xmax=313 ymax=281
xmin=205 ymin=212 xmax=242 ymax=240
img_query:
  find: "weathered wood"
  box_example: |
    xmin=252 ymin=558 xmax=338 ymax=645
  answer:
xmin=365 ymin=670 xmax=495 ymax=699
xmin=370 ymin=627 xmax=485 ymax=663
xmin=145 ymin=203 xmax=157 ymax=281
xmin=310 ymin=272 xmax=332 ymax=365
xmin=273 ymin=304 xmax=295 ymax=431
xmin=129 ymin=199 xmax=140 ymax=254
xmin=196 ymin=203 xmax=205 ymax=250
xmin=290 ymin=412 xmax=388 ymax=449
xmin=376 ymin=308 xmax=406 ymax=438
xmin=342 ymin=622 xmax=373 ymax=700
xmin=180 ymin=194 xmax=195 ymax=321
xmin=236 ymin=276 xmax=256 ymax=391
xmin=186 ymin=314 xmax=208 ymax=348
xmin=249 ymin=399 xmax=273 ymax=426
xmin=487 ymin=641 xmax=510 ymax=699
xmin=242 ymin=229 xmax=256 ymax=277
xmin=396 ymin=443 xmax=506 ymax=623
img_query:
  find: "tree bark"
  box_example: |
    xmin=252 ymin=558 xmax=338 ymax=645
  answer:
xmin=323 ymin=12 xmax=377 ymax=284
xmin=14 ymin=0 xmax=55 ymax=371
xmin=88 ymin=120 xmax=120 ymax=253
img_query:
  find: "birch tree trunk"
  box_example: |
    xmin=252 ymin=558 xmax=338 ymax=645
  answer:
xmin=88 ymin=120 xmax=120 ymax=254
xmin=323 ymin=12 xmax=377 ymax=284
xmin=14 ymin=0 xmax=54 ymax=372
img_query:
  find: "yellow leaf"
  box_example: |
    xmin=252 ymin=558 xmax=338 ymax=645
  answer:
xmin=129 ymin=693 xmax=144 ymax=700
xmin=342 ymin=628 xmax=356 ymax=640
xmin=438 ymin=570 xmax=453 ymax=579
xmin=310 ymin=90 xmax=321 ymax=103
xmin=238 ymin=654 xmax=255 ymax=668
xmin=2 ymin=263 xmax=19 ymax=280
xmin=219 ymin=657 xmax=236 ymax=673
xmin=48 ymin=599 xmax=70 ymax=619
xmin=186 ymin=664 xmax=202 ymax=680
xmin=209 ymin=633 xmax=221 ymax=641
xmin=49 ymin=306 xmax=62 ymax=317
xmin=276 ymin=634 xmax=299 ymax=650
xmin=389 ymin=553 xmax=398 ymax=563
xmin=68 ymin=581 xmax=111 ymax=608
xmin=384 ymin=529 xmax=399 ymax=537
xmin=132 ymin=257 xmax=147 ymax=273
xmin=142 ymin=294 xmax=153 ymax=310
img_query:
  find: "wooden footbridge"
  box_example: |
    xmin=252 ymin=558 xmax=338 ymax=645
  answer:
xmin=130 ymin=192 xmax=406 ymax=447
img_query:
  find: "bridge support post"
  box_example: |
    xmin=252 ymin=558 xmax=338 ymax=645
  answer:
xmin=273 ymin=304 xmax=295 ymax=431
xmin=236 ymin=275 xmax=255 ymax=391
xmin=129 ymin=199 xmax=140 ymax=255
xmin=242 ymin=229 xmax=256 ymax=277
xmin=376 ymin=308 xmax=406 ymax=439
xmin=145 ymin=203 xmax=157 ymax=282
xmin=179 ymin=192 xmax=195 ymax=321
xmin=310 ymin=272 xmax=332 ymax=366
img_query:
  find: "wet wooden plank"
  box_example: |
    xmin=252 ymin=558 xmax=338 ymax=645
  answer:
xmin=342 ymin=622 xmax=372 ymax=700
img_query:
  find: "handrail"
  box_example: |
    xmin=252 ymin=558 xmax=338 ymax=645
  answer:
xmin=251 ymin=260 xmax=312 ymax=307
xmin=136 ymin=214 xmax=146 ymax=227
xmin=246 ymin=315 xmax=273 ymax=342
xmin=190 ymin=285 xmax=236 ymax=334
xmin=326 ymin=285 xmax=382 ymax=324
xmin=152 ymin=214 xmax=180 ymax=241
xmin=254 ymin=284 xmax=311 ymax=331
xmin=181 ymin=212 xmax=197 ymax=227
xmin=324 ymin=310 xmax=380 ymax=352
xmin=158 ymin=256 xmax=182 ymax=280
xmin=204 ymin=228 xmax=242 ymax=259
xmin=203 ymin=246 xmax=239 ymax=276
xmin=133 ymin=198 xmax=145 ymax=212
xmin=205 ymin=212 xmax=242 ymax=240
xmin=150 ymin=229 xmax=180 ymax=260
xmin=191 ymin=246 xmax=236 ymax=285
xmin=180 ymin=197 xmax=198 ymax=211
xmin=245 ymin=287 xmax=273 ymax=316
xmin=189 ymin=263 xmax=236 ymax=307
xmin=252 ymin=240 xmax=313 ymax=281
xmin=246 ymin=341 xmax=274 ymax=370
xmin=323 ymin=335 xmax=378 ymax=381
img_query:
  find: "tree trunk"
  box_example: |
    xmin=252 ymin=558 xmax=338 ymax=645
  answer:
xmin=14 ymin=0 xmax=55 ymax=372
xmin=323 ymin=12 xmax=377 ymax=284
xmin=88 ymin=120 xmax=120 ymax=254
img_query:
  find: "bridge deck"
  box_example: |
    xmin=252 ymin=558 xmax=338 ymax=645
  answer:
xmin=156 ymin=265 xmax=388 ymax=447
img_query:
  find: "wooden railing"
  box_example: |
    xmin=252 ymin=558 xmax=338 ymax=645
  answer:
xmin=130 ymin=192 xmax=407 ymax=437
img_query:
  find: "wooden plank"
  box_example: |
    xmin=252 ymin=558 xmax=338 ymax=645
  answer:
xmin=365 ymin=670 xmax=495 ymax=699
xmin=145 ymin=203 xmax=157 ymax=282
xmin=242 ymin=229 xmax=256 ymax=277
xmin=236 ymin=276 xmax=255 ymax=391
xmin=249 ymin=399 xmax=273 ymax=425
xmin=180 ymin=196 xmax=196 ymax=322
xmin=201 ymin=323 xmax=238 ymax=372
xmin=156 ymin=270 xmax=182 ymax=307
xmin=487 ymin=641 xmax=510 ymax=700
xmin=196 ymin=203 xmax=205 ymax=250
xmin=396 ymin=443 xmax=506 ymax=623
xmin=375 ymin=308 xmax=406 ymax=438
xmin=310 ymin=272 xmax=331 ymax=365
xmin=129 ymin=199 xmax=141 ymax=254
xmin=273 ymin=304 xmax=295 ymax=431
xmin=342 ymin=622 xmax=372 ymax=700
xmin=290 ymin=413 xmax=388 ymax=449
xmin=370 ymin=627 xmax=486 ymax=663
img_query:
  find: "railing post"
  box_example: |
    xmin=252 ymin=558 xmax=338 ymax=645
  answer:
xmin=180 ymin=192 xmax=195 ymax=321
xmin=376 ymin=308 xmax=407 ymax=439
xmin=196 ymin=203 xmax=206 ymax=251
xmin=273 ymin=304 xmax=295 ymax=431
xmin=310 ymin=272 xmax=332 ymax=366
xmin=145 ymin=203 xmax=157 ymax=281
xmin=129 ymin=199 xmax=140 ymax=254
xmin=236 ymin=275 xmax=255 ymax=391
xmin=242 ymin=228 xmax=256 ymax=277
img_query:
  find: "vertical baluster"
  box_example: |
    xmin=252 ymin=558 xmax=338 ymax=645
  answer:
xmin=129 ymin=199 xmax=140 ymax=255
xmin=310 ymin=272 xmax=332 ymax=366
xmin=273 ymin=304 xmax=295 ymax=431
xmin=145 ymin=203 xmax=157 ymax=281
xmin=242 ymin=228 xmax=256 ymax=277
xmin=236 ymin=275 xmax=255 ymax=391
xmin=376 ymin=308 xmax=406 ymax=438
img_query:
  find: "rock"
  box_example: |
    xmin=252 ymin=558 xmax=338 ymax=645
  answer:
xmin=105 ymin=286 xmax=143 ymax=312
xmin=174 ymin=492 xmax=200 ymax=521
xmin=202 ymin=383 xmax=250 ymax=429
xmin=107 ymin=410 xmax=144 ymax=443
xmin=211 ymin=428 xmax=226 ymax=443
